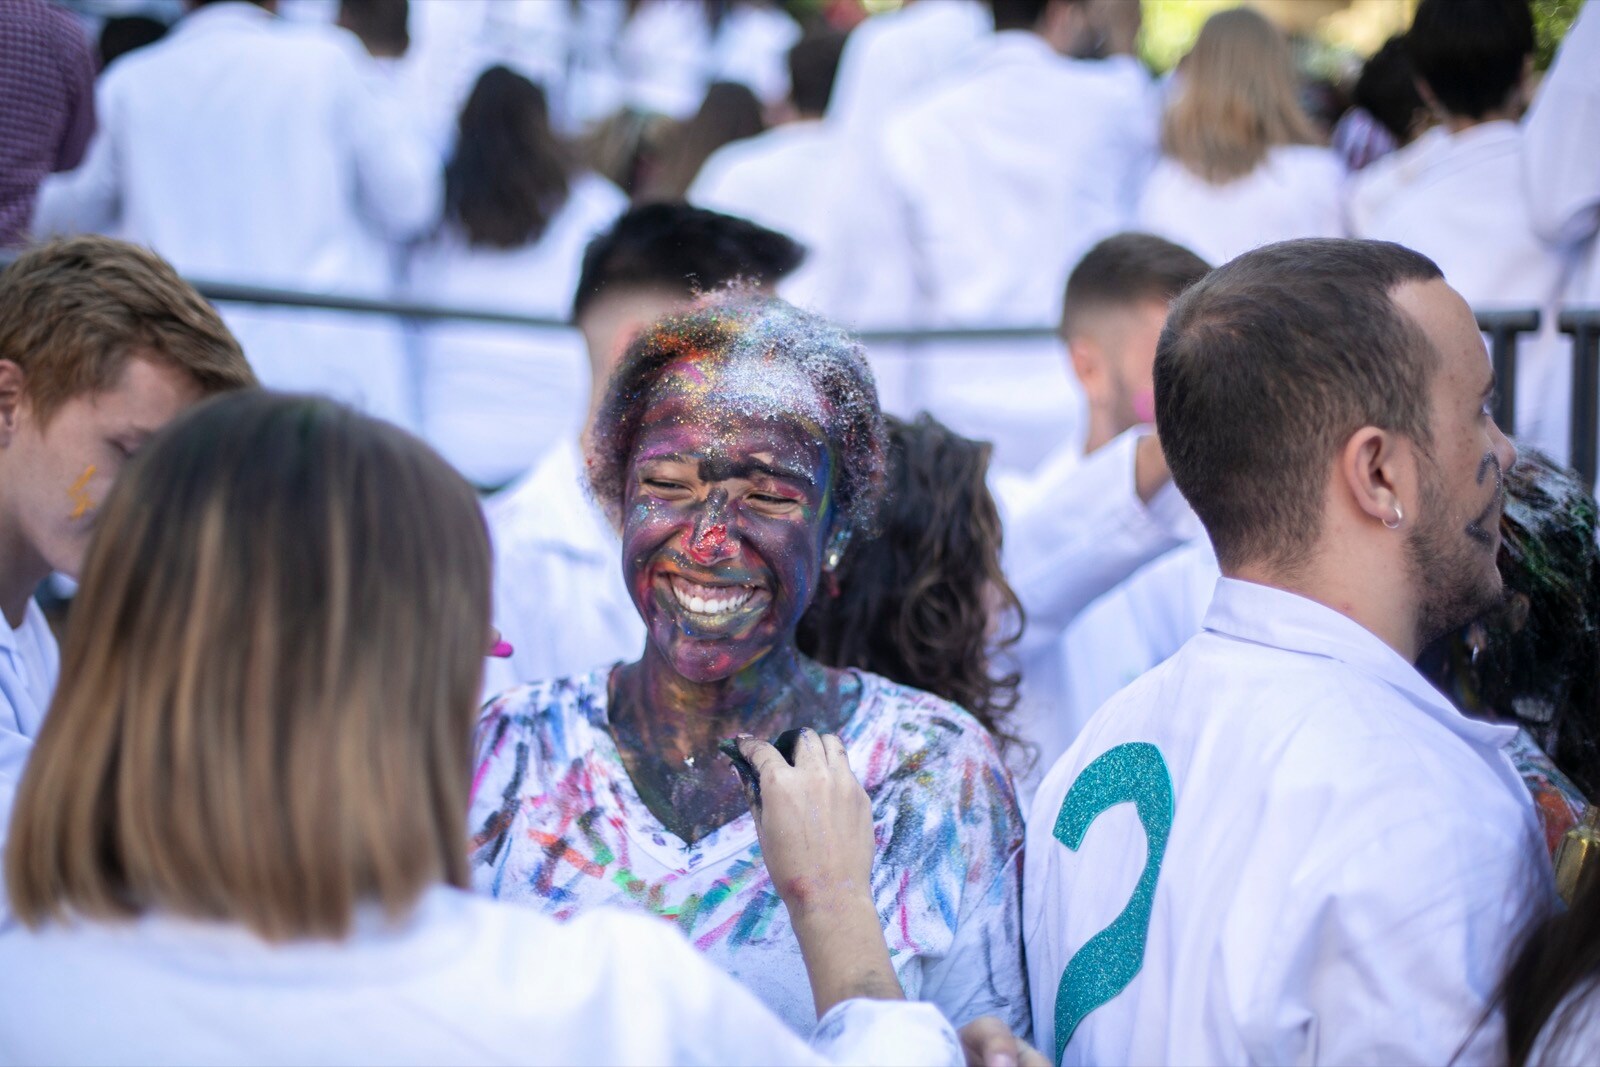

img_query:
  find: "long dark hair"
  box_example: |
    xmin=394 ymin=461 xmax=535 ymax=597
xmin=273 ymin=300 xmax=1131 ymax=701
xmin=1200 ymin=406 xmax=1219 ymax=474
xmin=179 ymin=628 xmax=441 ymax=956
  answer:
xmin=444 ymin=66 xmax=572 ymax=249
xmin=644 ymin=81 xmax=765 ymax=201
xmin=798 ymin=414 xmax=1024 ymax=748
xmin=1502 ymin=870 xmax=1600 ymax=1063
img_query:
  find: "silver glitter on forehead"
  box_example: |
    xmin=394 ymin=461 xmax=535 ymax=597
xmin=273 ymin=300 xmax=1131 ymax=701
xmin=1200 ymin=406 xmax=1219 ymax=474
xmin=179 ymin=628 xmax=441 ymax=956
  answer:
xmin=588 ymin=287 xmax=889 ymax=536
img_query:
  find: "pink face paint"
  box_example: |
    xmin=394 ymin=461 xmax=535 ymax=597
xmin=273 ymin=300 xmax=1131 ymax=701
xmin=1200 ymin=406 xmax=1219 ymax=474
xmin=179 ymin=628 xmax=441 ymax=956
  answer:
xmin=688 ymin=522 xmax=728 ymax=564
xmin=488 ymin=639 xmax=514 ymax=658
xmin=68 ymin=465 xmax=97 ymax=521
xmin=1132 ymin=390 xmax=1157 ymax=425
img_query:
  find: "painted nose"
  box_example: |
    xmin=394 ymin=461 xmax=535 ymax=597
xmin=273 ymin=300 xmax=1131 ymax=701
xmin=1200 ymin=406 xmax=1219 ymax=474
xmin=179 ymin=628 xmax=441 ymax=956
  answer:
xmin=687 ymin=496 xmax=737 ymax=564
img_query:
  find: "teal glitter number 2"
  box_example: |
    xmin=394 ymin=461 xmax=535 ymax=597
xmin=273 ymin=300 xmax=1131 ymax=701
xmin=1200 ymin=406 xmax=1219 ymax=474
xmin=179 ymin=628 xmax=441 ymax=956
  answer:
xmin=1052 ymin=742 xmax=1173 ymax=1064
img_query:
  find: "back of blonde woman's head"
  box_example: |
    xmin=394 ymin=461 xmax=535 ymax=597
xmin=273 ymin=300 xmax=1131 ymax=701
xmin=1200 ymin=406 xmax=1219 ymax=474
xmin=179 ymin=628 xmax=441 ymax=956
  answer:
xmin=1162 ymin=7 xmax=1320 ymax=184
xmin=6 ymin=392 xmax=491 ymax=941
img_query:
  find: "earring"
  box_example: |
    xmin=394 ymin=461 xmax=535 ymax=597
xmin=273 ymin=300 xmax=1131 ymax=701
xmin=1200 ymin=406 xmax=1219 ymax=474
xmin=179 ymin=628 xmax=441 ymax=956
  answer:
xmin=823 ymin=531 xmax=849 ymax=572
xmin=1383 ymin=504 xmax=1404 ymax=531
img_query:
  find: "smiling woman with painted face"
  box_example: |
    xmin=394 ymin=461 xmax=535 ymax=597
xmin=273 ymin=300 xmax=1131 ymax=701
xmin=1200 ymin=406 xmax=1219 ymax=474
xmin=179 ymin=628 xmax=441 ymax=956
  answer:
xmin=469 ymin=294 xmax=1028 ymax=1038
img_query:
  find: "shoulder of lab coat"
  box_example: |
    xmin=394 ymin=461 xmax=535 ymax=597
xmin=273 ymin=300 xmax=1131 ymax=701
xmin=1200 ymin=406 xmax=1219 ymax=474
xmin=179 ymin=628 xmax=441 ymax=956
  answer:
xmin=0 ymin=885 xmax=961 ymax=1065
xmin=33 ymin=8 xmax=441 ymax=243
xmin=1027 ymin=578 xmax=1550 ymax=1064
xmin=1000 ymin=429 xmax=1192 ymax=652
xmin=1523 ymin=0 xmax=1600 ymax=248
xmin=825 ymin=0 xmax=990 ymax=139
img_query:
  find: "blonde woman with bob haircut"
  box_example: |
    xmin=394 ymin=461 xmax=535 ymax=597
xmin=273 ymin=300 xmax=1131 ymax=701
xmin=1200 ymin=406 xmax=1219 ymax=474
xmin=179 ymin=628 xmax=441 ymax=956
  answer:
xmin=0 ymin=391 xmax=973 ymax=1067
xmin=1136 ymin=7 xmax=1345 ymax=265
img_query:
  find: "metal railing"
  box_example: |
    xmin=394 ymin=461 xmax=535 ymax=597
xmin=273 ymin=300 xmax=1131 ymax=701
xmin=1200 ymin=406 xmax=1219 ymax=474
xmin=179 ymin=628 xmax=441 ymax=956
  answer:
xmin=5 ymin=252 xmax=1600 ymax=482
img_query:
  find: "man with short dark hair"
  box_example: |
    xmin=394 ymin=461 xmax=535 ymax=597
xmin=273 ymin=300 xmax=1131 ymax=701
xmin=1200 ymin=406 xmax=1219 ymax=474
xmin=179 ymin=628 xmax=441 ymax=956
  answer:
xmin=1025 ymin=238 xmax=1547 ymax=1064
xmin=0 ymin=235 xmax=256 ymax=790
xmin=999 ymin=233 xmax=1210 ymax=796
xmin=1350 ymin=0 xmax=1571 ymax=461
xmin=689 ymin=30 xmax=848 ymax=309
xmin=484 ymin=204 xmax=804 ymax=693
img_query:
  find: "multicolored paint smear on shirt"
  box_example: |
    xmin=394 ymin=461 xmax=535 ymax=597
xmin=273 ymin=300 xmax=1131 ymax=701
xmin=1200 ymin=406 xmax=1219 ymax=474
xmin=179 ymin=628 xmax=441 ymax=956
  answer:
xmin=469 ymin=666 xmax=1027 ymax=1036
xmin=1507 ymin=727 xmax=1589 ymax=859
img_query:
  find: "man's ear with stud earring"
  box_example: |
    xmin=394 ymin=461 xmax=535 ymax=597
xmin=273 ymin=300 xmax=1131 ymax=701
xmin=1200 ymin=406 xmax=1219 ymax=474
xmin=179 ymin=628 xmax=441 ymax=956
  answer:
xmin=822 ymin=529 xmax=850 ymax=598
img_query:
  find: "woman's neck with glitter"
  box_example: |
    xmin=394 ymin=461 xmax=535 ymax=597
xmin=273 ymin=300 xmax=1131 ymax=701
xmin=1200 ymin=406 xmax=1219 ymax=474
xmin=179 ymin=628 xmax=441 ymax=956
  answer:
xmin=613 ymin=638 xmax=845 ymax=760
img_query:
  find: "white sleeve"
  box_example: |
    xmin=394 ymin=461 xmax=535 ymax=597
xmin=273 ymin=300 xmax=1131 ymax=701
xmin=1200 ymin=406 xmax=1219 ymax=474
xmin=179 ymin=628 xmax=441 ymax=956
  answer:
xmin=336 ymin=44 xmax=441 ymax=241
xmin=627 ymin=916 xmax=964 ymax=1067
xmin=1523 ymin=0 xmax=1600 ymax=248
xmin=1003 ymin=430 xmax=1193 ymax=654
xmin=30 ymin=76 xmax=124 ymax=238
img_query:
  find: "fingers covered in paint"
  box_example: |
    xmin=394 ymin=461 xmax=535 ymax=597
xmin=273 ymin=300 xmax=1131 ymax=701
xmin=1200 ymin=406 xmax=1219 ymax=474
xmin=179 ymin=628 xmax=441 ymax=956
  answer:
xmin=741 ymin=729 xmax=874 ymax=919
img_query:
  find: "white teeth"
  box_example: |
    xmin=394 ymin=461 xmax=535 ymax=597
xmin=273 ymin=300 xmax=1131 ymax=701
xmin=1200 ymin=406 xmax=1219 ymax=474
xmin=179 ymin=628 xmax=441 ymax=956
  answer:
xmin=670 ymin=576 xmax=756 ymax=616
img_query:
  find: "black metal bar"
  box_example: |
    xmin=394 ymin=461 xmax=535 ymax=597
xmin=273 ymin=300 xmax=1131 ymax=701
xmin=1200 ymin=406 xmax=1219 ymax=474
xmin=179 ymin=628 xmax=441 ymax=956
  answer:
xmin=1475 ymin=309 xmax=1540 ymax=434
xmin=1563 ymin=308 xmax=1600 ymax=486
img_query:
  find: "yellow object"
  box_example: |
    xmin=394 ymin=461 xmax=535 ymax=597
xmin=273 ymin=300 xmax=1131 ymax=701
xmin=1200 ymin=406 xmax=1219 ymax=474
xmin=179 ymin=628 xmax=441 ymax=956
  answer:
xmin=68 ymin=465 xmax=96 ymax=521
xmin=1555 ymin=805 xmax=1600 ymax=906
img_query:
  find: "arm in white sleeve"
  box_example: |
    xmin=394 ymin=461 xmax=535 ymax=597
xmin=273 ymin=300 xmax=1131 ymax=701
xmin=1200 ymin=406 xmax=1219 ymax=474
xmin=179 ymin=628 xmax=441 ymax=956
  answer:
xmin=1523 ymin=0 xmax=1600 ymax=248
xmin=623 ymin=915 xmax=964 ymax=1067
xmin=337 ymin=44 xmax=441 ymax=241
xmin=1002 ymin=430 xmax=1194 ymax=655
xmin=31 ymin=76 xmax=124 ymax=238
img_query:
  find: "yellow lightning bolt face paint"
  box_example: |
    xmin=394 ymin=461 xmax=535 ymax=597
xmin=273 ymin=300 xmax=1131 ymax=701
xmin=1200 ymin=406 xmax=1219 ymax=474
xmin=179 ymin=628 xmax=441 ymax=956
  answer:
xmin=68 ymin=465 xmax=96 ymax=521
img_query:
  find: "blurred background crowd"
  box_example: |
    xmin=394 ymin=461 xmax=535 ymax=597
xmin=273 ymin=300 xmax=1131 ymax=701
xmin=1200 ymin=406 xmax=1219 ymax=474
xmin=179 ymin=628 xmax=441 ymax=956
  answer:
xmin=3 ymin=0 xmax=1588 ymax=491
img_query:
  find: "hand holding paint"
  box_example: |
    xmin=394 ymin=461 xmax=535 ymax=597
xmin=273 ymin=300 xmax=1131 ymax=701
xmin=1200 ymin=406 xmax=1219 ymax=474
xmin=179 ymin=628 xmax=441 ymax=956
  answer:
xmin=731 ymin=731 xmax=904 ymax=1018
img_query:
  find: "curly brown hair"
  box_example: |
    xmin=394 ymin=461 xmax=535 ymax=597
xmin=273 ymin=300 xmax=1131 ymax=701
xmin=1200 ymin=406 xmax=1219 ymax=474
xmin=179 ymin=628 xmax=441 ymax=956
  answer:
xmin=798 ymin=413 xmax=1024 ymax=750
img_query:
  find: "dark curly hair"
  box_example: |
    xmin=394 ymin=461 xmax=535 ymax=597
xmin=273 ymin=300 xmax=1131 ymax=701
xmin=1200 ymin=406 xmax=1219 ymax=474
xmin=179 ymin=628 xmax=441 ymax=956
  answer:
xmin=585 ymin=292 xmax=887 ymax=542
xmin=798 ymin=414 xmax=1024 ymax=750
xmin=1418 ymin=447 xmax=1600 ymax=799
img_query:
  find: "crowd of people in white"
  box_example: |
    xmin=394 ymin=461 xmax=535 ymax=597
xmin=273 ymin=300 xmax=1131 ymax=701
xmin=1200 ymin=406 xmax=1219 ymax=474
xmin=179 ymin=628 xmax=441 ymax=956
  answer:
xmin=3 ymin=0 xmax=1600 ymax=1063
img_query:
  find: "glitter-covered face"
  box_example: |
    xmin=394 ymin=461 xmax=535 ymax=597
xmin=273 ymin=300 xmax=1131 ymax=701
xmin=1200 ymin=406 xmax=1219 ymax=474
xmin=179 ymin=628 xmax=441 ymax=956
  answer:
xmin=621 ymin=356 xmax=838 ymax=683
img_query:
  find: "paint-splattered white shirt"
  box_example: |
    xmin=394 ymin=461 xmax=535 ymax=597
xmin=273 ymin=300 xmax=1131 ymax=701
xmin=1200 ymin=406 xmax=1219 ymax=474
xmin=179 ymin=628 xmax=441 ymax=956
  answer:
xmin=469 ymin=667 xmax=1028 ymax=1038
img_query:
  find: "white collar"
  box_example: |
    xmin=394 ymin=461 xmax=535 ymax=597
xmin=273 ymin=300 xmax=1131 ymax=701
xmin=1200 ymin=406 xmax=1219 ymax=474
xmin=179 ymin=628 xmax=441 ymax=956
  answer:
xmin=1202 ymin=577 xmax=1516 ymax=751
xmin=0 ymin=598 xmax=41 ymax=661
xmin=176 ymin=2 xmax=274 ymax=37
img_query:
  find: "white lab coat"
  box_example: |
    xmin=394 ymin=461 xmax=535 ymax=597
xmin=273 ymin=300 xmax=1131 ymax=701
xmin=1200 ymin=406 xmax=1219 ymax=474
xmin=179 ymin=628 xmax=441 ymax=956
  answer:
xmin=32 ymin=2 xmax=440 ymax=431
xmin=0 ymin=885 xmax=962 ymax=1065
xmin=0 ymin=597 xmax=56 ymax=880
xmin=612 ymin=0 xmax=799 ymax=120
xmin=0 ymin=599 xmax=56 ymax=789
xmin=481 ymin=440 xmax=644 ymax=698
xmin=0 ymin=599 xmax=59 ymax=925
xmin=403 ymin=173 xmax=626 ymax=488
xmin=1349 ymin=122 xmax=1576 ymax=461
xmin=1524 ymin=0 xmax=1600 ymax=307
xmin=1137 ymin=145 xmax=1345 ymax=266
xmin=836 ymin=31 xmax=1156 ymax=470
xmin=689 ymin=120 xmax=843 ymax=312
xmin=825 ymin=0 xmax=991 ymax=140
xmin=1055 ymin=538 xmax=1218 ymax=756
xmin=994 ymin=430 xmax=1198 ymax=802
xmin=1025 ymin=578 xmax=1551 ymax=1065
